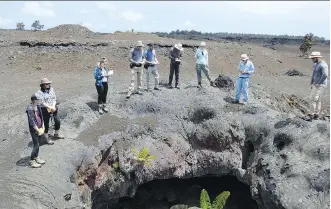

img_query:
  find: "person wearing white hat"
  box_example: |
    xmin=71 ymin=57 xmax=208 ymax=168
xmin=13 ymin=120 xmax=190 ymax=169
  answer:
xmin=307 ymin=51 xmax=328 ymax=119
xmin=36 ymin=78 xmax=64 ymax=142
xmin=233 ymin=54 xmax=255 ymax=105
xmin=127 ymin=41 xmax=145 ymax=99
xmin=144 ymin=43 xmax=160 ymax=91
xmin=195 ymin=41 xmax=214 ymax=88
xmin=168 ymin=43 xmax=183 ymax=89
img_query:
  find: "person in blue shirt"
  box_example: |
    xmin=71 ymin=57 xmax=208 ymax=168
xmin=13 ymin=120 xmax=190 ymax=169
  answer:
xmin=144 ymin=43 xmax=160 ymax=91
xmin=94 ymin=59 xmax=111 ymax=114
xmin=195 ymin=41 xmax=214 ymax=88
xmin=233 ymin=54 xmax=255 ymax=105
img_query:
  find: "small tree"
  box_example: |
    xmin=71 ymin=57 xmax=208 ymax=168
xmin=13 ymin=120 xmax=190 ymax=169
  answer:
xmin=16 ymin=22 xmax=25 ymax=30
xmin=31 ymin=20 xmax=44 ymax=31
xmin=131 ymin=28 xmax=134 ymax=33
xmin=299 ymin=33 xmax=314 ymax=56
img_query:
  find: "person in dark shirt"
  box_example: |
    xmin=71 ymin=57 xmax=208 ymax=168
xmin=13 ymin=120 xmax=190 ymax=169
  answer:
xmin=26 ymin=94 xmax=48 ymax=168
xmin=168 ymin=43 xmax=183 ymax=89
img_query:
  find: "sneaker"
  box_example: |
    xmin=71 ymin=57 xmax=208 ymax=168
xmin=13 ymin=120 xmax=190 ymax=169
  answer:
xmin=53 ymin=134 xmax=64 ymax=139
xmin=168 ymin=85 xmax=173 ymax=89
xmin=44 ymin=134 xmax=54 ymax=145
xmin=197 ymin=84 xmax=202 ymax=88
xmin=35 ymin=157 xmax=45 ymax=165
xmin=154 ymin=87 xmax=160 ymax=90
xmin=103 ymin=105 xmax=109 ymax=113
xmin=242 ymin=101 xmax=248 ymax=105
xmin=98 ymin=107 xmax=103 ymax=115
xmin=29 ymin=160 xmax=42 ymax=168
xmin=175 ymin=86 xmax=180 ymax=89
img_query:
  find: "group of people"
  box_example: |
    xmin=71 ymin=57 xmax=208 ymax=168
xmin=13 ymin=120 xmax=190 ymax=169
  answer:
xmin=26 ymin=40 xmax=328 ymax=168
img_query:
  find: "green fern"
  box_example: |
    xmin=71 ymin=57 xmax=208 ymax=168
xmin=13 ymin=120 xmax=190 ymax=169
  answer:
xmin=212 ymin=191 xmax=230 ymax=209
xmin=200 ymin=189 xmax=211 ymax=209
xmin=132 ymin=147 xmax=157 ymax=166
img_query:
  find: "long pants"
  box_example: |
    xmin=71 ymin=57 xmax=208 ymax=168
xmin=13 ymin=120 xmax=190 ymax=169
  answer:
xmin=96 ymin=82 xmax=108 ymax=104
xmin=235 ymin=77 xmax=250 ymax=102
xmin=146 ymin=66 xmax=159 ymax=89
xmin=169 ymin=62 xmax=180 ymax=86
xmin=42 ymin=108 xmax=61 ymax=134
xmin=196 ymin=64 xmax=212 ymax=83
xmin=309 ymin=85 xmax=325 ymax=115
xmin=30 ymin=130 xmax=40 ymax=160
xmin=127 ymin=67 xmax=143 ymax=96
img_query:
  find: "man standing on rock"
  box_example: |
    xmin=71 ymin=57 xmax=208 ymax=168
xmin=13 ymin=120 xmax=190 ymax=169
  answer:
xmin=195 ymin=41 xmax=214 ymax=88
xmin=144 ymin=43 xmax=160 ymax=91
xmin=233 ymin=54 xmax=255 ymax=105
xmin=307 ymin=51 xmax=328 ymax=119
xmin=168 ymin=43 xmax=183 ymax=89
xmin=127 ymin=41 xmax=145 ymax=100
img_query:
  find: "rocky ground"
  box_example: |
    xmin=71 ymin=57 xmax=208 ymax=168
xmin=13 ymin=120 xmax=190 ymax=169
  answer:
xmin=0 ymin=25 xmax=329 ymax=209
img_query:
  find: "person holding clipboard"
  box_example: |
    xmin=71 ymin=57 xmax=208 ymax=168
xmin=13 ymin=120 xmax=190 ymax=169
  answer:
xmin=144 ymin=43 xmax=160 ymax=91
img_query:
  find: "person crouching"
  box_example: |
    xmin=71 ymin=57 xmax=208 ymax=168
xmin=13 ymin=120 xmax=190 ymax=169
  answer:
xmin=26 ymin=94 xmax=47 ymax=168
xmin=94 ymin=59 xmax=111 ymax=114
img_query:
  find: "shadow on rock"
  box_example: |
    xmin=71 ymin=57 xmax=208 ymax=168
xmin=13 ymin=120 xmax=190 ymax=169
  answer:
xmin=86 ymin=101 xmax=99 ymax=111
xmin=16 ymin=156 xmax=30 ymax=167
xmin=223 ymin=96 xmax=235 ymax=104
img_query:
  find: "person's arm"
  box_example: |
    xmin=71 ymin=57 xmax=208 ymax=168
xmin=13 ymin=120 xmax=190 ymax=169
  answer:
xmin=27 ymin=108 xmax=39 ymax=132
xmin=94 ymin=68 xmax=103 ymax=80
xmin=195 ymin=49 xmax=199 ymax=60
xmin=154 ymin=50 xmax=159 ymax=64
xmin=169 ymin=48 xmax=173 ymax=59
xmin=317 ymin=62 xmax=329 ymax=85
xmin=206 ymin=51 xmax=209 ymax=66
xmin=51 ymin=88 xmax=57 ymax=107
xmin=247 ymin=62 xmax=255 ymax=74
xmin=129 ymin=49 xmax=135 ymax=63
xmin=39 ymin=105 xmax=45 ymax=130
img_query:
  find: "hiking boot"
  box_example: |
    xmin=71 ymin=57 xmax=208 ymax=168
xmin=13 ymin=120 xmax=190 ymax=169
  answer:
xmin=154 ymin=87 xmax=160 ymax=90
xmin=168 ymin=83 xmax=173 ymax=89
xmin=29 ymin=160 xmax=42 ymax=168
xmin=175 ymin=86 xmax=180 ymax=89
xmin=35 ymin=157 xmax=45 ymax=165
xmin=210 ymin=81 xmax=215 ymax=87
xmin=98 ymin=105 xmax=103 ymax=114
xmin=313 ymin=114 xmax=319 ymax=120
xmin=242 ymin=101 xmax=248 ymax=105
xmin=53 ymin=134 xmax=64 ymax=139
xmin=44 ymin=134 xmax=54 ymax=145
xmin=102 ymin=105 xmax=109 ymax=113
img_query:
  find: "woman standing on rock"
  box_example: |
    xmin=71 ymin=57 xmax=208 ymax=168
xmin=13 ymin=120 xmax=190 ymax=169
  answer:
xmin=37 ymin=78 xmax=64 ymax=142
xmin=26 ymin=94 xmax=47 ymax=168
xmin=94 ymin=59 xmax=112 ymax=114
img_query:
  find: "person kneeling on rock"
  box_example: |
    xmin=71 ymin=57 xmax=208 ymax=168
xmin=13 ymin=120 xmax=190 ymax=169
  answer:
xmin=26 ymin=94 xmax=47 ymax=168
xmin=94 ymin=59 xmax=112 ymax=114
xmin=37 ymin=78 xmax=64 ymax=142
xmin=144 ymin=43 xmax=160 ymax=91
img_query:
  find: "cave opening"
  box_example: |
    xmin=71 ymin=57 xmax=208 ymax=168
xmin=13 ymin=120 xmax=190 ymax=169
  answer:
xmin=94 ymin=175 xmax=258 ymax=209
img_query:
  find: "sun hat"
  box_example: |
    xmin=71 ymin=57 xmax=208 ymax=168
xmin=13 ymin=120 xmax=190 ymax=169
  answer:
xmin=40 ymin=78 xmax=52 ymax=85
xmin=308 ymin=51 xmax=323 ymax=59
xmin=240 ymin=54 xmax=249 ymax=61
xmin=136 ymin=41 xmax=144 ymax=47
xmin=200 ymin=41 xmax=206 ymax=47
xmin=174 ymin=43 xmax=183 ymax=51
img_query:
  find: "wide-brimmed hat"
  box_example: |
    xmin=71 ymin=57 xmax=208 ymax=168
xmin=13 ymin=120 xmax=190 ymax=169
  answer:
xmin=200 ymin=41 xmax=206 ymax=47
xmin=174 ymin=43 xmax=183 ymax=51
xmin=136 ymin=41 xmax=144 ymax=47
xmin=40 ymin=78 xmax=52 ymax=85
xmin=241 ymin=54 xmax=249 ymax=61
xmin=308 ymin=51 xmax=323 ymax=59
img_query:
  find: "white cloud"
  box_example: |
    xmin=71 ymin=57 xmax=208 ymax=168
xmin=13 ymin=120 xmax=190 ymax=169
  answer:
xmin=121 ymin=11 xmax=143 ymax=22
xmin=21 ymin=2 xmax=55 ymax=17
xmin=184 ymin=20 xmax=195 ymax=27
xmin=0 ymin=17 xmax=12 ymax=27
xmin=80 ymin=9 xmax=89 ymax=14
xmin=95 ymin=2 xmax=116 ymax=11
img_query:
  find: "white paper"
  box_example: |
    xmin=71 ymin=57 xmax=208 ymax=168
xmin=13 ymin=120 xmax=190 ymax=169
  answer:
xmin=108 ymin=70 xmax=113 ymax=76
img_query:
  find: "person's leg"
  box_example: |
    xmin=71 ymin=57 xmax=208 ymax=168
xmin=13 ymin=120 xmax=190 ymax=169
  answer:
xmin=175 ymin=64 xmax=180 ymax=88
xmin=127 ymin=69 xmax=136 ymax=98
xmin=137 ymin=67 xmax=143 ymax=94
xmin=42 ymin=108 xmax=50 ymax=135
xmin=53 ymin=109 xmax=64 ymax=139
xmin=242 ymin=78 xmax=250 ymax=103
xmin=168 ymin=63 xmax=175 ymax=87
xmin=314 ymin=86 xmax=325 ymax=117
xmin=29 ymin=131 xmax=41 ymax=168
xmin=146 ymin=66 xmax=151 ymax=90
xmin=96 ymin=84 xmax=104 ymax=113
xmin=235 ymin=77 xmax=243 ymax=102
xmin=102 ymin=82 xmax=109 ymax=112
xmin=202 ymin=65 xmax=212 ymax=82
xmin=196 ymin=64 xmax=202 ymax=86
xmin=152 ymin=66 xmax=160 ymax=89
xmin=308 ymin=85 xmax=318 ymax=115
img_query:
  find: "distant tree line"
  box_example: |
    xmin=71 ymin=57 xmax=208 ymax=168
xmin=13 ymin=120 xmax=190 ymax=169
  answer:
xmin=16 ymin=20 xmax=44 ymax=31
xmin=153 ymin=30 xmax=328 ymax=44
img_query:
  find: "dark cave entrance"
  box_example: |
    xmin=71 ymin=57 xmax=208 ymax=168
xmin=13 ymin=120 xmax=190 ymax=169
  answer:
xmin=103 ymin=176 xmax=258 ymax=209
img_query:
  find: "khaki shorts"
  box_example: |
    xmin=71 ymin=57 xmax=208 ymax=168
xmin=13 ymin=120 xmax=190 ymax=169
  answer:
xmin=309 ymin=85 xmax=325 ymax=102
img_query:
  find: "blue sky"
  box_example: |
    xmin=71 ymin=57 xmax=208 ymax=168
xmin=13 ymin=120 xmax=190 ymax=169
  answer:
xmin=0 ymin=1 xmax=330 ymax=38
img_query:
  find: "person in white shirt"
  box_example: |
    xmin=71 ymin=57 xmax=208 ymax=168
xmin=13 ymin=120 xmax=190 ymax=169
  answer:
xmin=94 ymin=59 xmax=112 ymax=114
xmin=195 ymin=41 xmax=214 ymax=88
